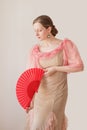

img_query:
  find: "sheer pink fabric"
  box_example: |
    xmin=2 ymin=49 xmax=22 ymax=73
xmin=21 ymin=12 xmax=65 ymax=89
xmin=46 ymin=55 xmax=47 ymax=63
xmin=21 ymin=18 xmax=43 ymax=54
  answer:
xmin=28 ymin=38 xmax=83 ymax=69
xmin=62 ymin=39 xmax=83 ymax=68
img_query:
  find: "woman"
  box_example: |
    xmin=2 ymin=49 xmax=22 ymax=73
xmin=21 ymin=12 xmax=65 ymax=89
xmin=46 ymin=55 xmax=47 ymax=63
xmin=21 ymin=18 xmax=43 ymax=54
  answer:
xmin=25 ymin=15 xmax=84 ymax=130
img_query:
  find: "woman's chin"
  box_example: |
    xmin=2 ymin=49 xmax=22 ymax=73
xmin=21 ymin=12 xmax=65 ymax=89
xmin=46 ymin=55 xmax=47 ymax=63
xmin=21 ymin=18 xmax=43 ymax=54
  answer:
xmin=38 ymin=38 xmax=43 ymax=41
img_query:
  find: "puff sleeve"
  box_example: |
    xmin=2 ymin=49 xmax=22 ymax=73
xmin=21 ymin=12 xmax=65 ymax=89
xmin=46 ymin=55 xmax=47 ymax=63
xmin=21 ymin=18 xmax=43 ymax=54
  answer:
xmin=26 ymin=45 xmax=41 ymax=69
xmin=26 ymin=47 xmax=35 ymax=69
xmin=63 ymin=39 xmax=84 ymax=69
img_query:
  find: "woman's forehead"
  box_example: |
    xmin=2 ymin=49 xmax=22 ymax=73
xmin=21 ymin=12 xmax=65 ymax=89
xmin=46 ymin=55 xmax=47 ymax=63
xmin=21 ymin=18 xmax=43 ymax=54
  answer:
xmin=33 ymin=22 xmax=44 ymax=29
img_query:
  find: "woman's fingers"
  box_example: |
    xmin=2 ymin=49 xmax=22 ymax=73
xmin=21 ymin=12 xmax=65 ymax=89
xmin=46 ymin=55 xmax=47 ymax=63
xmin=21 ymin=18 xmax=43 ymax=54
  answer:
xmin=26 ymin=105 xmax=33 ymax=113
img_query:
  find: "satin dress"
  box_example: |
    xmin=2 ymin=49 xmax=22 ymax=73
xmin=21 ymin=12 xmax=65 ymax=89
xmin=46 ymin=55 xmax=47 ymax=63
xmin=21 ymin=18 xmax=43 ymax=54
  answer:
xmin=25 ymin=38 xmax=83 ymax=130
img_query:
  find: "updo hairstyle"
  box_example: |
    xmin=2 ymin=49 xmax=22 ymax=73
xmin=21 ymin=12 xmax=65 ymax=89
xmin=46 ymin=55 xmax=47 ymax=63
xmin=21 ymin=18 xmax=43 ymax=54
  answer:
xmin=33 ymin=15 xmax=58 ymax=36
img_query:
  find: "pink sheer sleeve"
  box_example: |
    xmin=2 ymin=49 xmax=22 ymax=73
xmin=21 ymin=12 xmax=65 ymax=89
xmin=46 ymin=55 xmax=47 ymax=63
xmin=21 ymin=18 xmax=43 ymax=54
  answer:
xmin=63 ymin=39 xmax=84 ymax=68
xmin=26 ymin=45 xmax=40 ymax=69
xmin=26 ymin=47 xmax=35 ymax=69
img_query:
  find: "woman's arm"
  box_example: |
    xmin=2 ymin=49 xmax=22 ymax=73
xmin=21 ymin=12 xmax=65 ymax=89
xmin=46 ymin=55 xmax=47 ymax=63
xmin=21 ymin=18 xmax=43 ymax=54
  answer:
xmin=55 ymin=64 xmax=84 ymax=73
xmin=61 ymin=39 xmax=84 ymax=73
xmin=44 ymin=39 xmax=84 ymax=76
xmin=26 ymin=94 xmax=35 ymax=113
xmin=44 ymin=64 xmax=84 ymax=77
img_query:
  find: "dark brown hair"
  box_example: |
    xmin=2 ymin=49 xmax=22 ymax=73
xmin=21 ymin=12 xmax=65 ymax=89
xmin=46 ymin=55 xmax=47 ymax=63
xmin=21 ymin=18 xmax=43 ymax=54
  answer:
xmin=33 ymin=15 xmax=58 ymax=36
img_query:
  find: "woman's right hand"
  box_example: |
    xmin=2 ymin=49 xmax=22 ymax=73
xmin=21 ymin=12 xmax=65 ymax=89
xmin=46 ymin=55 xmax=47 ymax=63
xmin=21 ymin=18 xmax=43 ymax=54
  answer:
xmin=26 ymin=101 xmax=34 ymax=113
xmin=44 ymin=66 xmax=57 ymax=77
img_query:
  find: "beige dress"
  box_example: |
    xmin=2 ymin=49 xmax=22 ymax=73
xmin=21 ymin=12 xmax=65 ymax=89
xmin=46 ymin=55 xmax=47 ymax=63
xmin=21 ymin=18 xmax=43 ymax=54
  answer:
xmin=25 ymin=39 xmax=83 ymax=130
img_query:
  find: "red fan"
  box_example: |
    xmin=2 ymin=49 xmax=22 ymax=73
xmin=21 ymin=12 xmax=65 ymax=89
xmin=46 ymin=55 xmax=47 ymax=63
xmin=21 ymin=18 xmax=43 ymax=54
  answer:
xmin=16 ymin=68 xmax=44 ymax=109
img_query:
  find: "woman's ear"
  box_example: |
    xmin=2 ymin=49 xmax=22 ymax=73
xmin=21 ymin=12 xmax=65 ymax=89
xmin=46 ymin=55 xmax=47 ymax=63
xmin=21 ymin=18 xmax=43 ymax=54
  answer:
xmin=47 ymin=26 xmax=52 ymax=33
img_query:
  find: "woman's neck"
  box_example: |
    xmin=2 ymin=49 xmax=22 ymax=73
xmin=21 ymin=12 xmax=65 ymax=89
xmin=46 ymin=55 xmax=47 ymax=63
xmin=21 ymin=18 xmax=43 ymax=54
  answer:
xmin=40 ymin=37 xmax=57 ymax=47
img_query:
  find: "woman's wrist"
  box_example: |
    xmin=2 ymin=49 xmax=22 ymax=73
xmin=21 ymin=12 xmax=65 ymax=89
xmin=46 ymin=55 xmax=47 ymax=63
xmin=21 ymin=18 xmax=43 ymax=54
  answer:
xmin=55 ymin=66 xmax=59 ymax=71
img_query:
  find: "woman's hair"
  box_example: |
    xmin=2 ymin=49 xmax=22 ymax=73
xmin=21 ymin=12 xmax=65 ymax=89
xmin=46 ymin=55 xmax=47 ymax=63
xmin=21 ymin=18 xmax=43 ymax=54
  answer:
xmin=33 ymin=15 xmax=58 ymax=36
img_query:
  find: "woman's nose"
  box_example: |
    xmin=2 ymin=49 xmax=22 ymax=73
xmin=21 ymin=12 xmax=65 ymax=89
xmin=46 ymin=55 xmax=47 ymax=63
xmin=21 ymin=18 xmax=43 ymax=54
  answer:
xmin=35 ymin=32 xmax=39 ymax=36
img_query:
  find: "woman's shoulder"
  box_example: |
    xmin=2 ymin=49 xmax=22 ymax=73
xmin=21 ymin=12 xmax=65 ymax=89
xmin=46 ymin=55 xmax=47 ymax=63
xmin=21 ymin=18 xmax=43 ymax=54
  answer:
xmin=27 ymin=44 xmax=39 ymax=55
xmin=30 ymin=44 xmax=39 ymax=54
xmin=56 ymin=38 xmax=72 ymax=44
xmin=54 ymin=38 xmax=72 ymax=46
xmin=63 ymin=38 xmax=76 ymax=47
xmin=53 ymin=38 xmax=63 ymax=45
xmin=30 ymin=44 xmax=39 ymax=50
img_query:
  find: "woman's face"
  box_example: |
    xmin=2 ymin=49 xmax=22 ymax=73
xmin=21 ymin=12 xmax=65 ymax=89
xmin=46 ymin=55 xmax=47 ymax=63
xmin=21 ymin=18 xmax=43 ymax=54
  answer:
xmin=33 ymin=22 xmax=50 ymax=40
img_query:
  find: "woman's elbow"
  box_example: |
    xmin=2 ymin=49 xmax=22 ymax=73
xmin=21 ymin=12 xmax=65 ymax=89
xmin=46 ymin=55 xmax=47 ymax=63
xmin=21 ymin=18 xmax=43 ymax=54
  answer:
xmin=77 ymin=64 xmax=84 ymax=72
xmin=71 ymin=63 xmax=84 ymax=72
xmin=80 ymin=64 xmax=84 ymax=71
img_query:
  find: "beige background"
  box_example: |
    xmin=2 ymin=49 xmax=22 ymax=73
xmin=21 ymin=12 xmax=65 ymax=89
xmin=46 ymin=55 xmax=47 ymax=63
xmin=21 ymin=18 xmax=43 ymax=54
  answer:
xmin=0 ymin=0 xmax=87 ymax=130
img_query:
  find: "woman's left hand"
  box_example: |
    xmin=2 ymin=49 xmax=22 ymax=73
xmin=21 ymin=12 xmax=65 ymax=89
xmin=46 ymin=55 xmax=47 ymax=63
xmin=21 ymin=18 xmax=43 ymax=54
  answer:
xmin=44 ymin=66 xmax=57 ymax=77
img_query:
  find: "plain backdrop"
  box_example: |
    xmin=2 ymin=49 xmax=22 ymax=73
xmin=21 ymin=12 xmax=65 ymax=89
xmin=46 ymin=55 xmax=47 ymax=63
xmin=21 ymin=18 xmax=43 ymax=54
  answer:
xmin=0 ymin=0 xmax=87 ymax=130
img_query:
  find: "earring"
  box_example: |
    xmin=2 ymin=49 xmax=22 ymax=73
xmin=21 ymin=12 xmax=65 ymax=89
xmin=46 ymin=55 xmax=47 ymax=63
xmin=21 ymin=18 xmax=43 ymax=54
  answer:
xmin=47 ymin=34 xmax=51 ymax=38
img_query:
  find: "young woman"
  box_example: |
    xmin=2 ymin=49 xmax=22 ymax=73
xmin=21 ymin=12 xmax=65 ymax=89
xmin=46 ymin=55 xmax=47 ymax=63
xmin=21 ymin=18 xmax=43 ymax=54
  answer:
xmin=25 ymin=15 xmax=84 ymax=130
